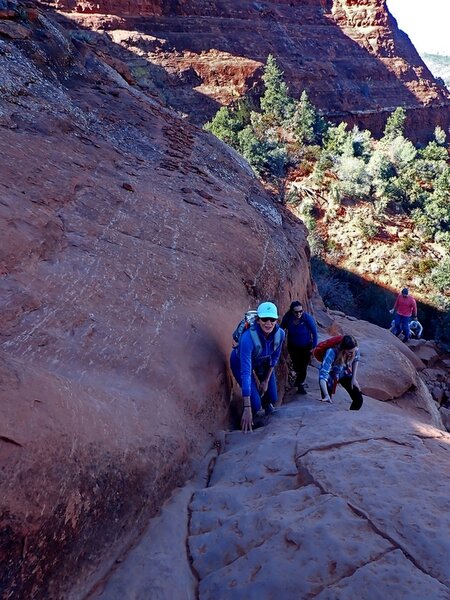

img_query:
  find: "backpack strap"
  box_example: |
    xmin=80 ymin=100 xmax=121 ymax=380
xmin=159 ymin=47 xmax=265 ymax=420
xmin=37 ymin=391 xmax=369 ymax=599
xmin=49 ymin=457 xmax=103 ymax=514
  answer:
xmin=249 ymin=327 xmax=262 ymax=358
xmin=245 ymin=324 xmax=282 ymax=359
xmin=273 ymin=328 xmax=282 ymax=352
xmin=252 ymin=326 xmax=282 ymax=356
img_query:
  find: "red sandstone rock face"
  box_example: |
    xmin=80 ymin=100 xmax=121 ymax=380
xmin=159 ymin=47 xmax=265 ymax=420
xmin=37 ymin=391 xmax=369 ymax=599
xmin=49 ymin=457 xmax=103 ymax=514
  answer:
xmin=0 ymin=8 xmax=310 ymax=598
xmin=42 ymin=0 xmax=450 ymax=141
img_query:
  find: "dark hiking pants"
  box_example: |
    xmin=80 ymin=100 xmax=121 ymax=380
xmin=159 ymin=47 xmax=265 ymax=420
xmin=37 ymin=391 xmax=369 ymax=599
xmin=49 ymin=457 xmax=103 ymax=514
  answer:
xmin=288 ymin=344 xmax=312 ymax=386
xmin=339 ymin=376 xmax=364 ymax=410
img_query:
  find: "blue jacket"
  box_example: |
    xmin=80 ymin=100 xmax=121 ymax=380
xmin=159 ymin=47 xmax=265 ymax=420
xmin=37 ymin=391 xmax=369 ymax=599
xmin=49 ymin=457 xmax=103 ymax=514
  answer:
xmin=281 ymin=311 xmax=318 ymax=348
xmin=236 ymin=323 xmax=285 ymax=397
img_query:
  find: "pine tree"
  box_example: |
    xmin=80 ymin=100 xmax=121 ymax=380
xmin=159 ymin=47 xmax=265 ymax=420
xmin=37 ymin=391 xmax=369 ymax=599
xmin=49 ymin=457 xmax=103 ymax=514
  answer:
xmin=204 ymin=106 xmax=241 ymax=147
xmin=434 ymin=125 xmax=446 ymax=145
xmin=260 ymin=55 xmax=294 ymax=124
xmin=237 ymin=126 xmax=267 ymax=175
xmin=383 ymin=107 xmax=407 ymax=139
xmin=203 ymin=99 xmax=251 ymax=148
xmin=291 ymin=91 xmax=316 ymax=144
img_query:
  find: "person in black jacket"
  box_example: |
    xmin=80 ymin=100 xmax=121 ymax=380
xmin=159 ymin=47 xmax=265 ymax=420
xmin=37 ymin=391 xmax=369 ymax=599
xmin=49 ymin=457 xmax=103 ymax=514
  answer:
xmin=281 ymin=301 xmax=318 ymax=394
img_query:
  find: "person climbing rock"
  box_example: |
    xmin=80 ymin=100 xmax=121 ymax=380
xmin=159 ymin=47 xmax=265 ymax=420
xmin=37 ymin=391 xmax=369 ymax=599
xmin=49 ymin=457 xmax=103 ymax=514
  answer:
xmin=390 ymin=287 xmax=417 ymax=342
xmin=390 ymin=318 xmax=423 ymax=340
xmin=281 ymin=301 xmax=317 ymax=394
xmin=318 ymin=335 xmax=363 ymax=410
xmin=230 ymin=301 xmax=285 ymax=432
xmin=409 ymin=319 xmax=423 ymax=339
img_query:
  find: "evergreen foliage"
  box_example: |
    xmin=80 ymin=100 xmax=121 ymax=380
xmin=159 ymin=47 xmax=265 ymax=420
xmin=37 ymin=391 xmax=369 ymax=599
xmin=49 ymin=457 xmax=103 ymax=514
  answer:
xmin=434 ymin=125 xmax=446 ymax=145
xmin=204 ymin=55 xmax=450 ymax=336
xmin=260 ymin=54 xmax=294 ymax=123
xmin=383 ymin=107 xmax=407 ymax=139
xmin=237 ymin=126 xmax=267 ymax=175
xmin=290 ymin=91 xmax=316 ymax=144
xmin=203 ymin=106 xmax=241 ymax=146
xmin=429 ymin=259 xmax=450 ymax=293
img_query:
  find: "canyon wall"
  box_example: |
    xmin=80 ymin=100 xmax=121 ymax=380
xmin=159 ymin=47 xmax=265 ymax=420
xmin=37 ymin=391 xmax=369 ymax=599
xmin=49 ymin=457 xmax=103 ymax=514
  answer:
xmin=1 ymin=2 xmax=449 ymax=598
xmin=0 ymin=6 xmax=310 ymax=598
xmin=42 ymin=0 xmax=450 ymax=141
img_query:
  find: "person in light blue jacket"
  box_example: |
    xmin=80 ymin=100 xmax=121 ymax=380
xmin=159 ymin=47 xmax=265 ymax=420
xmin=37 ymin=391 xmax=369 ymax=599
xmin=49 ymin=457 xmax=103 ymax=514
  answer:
xmin=319 ymin=335 xmax=363 ymax=410
xmin=230 ymin=301 xmax=285 ymax=432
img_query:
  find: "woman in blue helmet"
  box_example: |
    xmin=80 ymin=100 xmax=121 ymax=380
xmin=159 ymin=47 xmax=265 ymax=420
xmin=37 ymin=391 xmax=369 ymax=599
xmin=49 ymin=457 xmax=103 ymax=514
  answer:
xmin=230 ymin=301 xmax=285 ymax=432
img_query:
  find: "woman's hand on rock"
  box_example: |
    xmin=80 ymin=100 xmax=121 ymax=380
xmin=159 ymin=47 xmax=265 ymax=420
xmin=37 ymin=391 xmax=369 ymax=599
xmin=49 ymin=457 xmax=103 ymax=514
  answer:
xmin=241 ymin=406 xmax=253 ymax=433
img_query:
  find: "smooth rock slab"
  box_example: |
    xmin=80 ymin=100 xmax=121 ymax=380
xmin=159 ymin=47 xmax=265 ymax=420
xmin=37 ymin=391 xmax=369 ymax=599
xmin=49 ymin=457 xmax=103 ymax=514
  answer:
xmin=188 ymin=394 xmax=450 ymax=599
xmin=196 ymin=495 xmax=393 ymax=599
xmin=316 ymin=548 xmax=450 ymax=600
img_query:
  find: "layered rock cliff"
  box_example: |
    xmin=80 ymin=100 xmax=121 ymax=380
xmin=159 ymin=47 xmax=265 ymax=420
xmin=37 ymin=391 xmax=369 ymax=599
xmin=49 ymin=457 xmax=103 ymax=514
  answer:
xmin=0 ymin=5 xmax=310 ymax=598
xmin=41 ymin=0 xmax=450 ymax=141
xmin=1 ymin=3 xmax=449 ymax=599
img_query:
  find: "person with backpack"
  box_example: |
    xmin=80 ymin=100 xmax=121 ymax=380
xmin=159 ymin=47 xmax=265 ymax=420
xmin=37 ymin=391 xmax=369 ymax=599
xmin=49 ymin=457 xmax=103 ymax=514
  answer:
xmin=389 ymin=287 xmax=417 ymax=342
xmin=317 ymin=335 xmax=363 ymax=410
xmin=230 ymin=301 xmax=285 ymax=432
xmin=280 ymin=301 xmax=318 ymax=394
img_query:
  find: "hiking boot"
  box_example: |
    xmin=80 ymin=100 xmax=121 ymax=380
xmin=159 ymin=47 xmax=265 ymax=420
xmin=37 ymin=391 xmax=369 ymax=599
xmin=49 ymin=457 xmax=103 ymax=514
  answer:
xmin=297 ymin=384 xmax=307 ymax=395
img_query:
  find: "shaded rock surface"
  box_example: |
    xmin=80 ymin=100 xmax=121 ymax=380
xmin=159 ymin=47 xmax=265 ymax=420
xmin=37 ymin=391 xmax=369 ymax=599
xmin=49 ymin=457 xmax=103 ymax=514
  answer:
xmin=0 ymin=7 xmax=310 ymax=599
xmin=41 ymin=0 xmax=450 ymax=140
xmin=89 ymin=349 xmax=450 ymax=599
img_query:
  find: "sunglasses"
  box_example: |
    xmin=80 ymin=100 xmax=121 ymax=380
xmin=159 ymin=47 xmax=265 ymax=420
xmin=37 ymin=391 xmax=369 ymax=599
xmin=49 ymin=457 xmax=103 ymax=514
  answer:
xmin=260 ymin=317 xmax=277 ymax=323
xmin=293 ymin=309 xmax=303 ymax=314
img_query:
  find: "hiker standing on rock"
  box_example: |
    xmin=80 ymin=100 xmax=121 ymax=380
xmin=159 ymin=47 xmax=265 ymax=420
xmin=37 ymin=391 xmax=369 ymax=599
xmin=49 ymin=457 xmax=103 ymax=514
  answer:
xmin=318 ymin=335 xmax=363 ymax=410
xmin=390 ymin=287 xmax=417 ymax=342
xmin=230 ymin=301 xmax=285 ymax=433
xmin=281 ymin=301 xmax=317 ymax=394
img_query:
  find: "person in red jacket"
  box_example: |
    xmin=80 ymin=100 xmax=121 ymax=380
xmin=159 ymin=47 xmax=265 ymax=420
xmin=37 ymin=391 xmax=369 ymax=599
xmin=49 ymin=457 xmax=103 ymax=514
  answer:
xmin=390 ymin=287 xmax=417 ymax=341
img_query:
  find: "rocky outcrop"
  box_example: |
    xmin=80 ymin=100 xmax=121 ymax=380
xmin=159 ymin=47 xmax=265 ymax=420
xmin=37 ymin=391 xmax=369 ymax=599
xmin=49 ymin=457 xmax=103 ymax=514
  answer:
xmin=1 ymin=5 xmax=448 ymax=599
xmin=0 ymin=8 xmax=310 ymax=599
xmin=88 ymin=329 xmax=450 ymax=599
xmin=188 ymin=401 xmax=450 ymax=599
xmin=41 ymin=0 xmax=450 ymax=140
xmin=407 ymin=339 xmax=450 ymax=428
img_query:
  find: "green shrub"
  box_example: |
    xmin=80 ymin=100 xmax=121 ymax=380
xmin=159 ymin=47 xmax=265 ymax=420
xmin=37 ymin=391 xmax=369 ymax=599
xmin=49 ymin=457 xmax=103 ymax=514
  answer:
xmin=434 ymin=230 xmax=450 ymax=251
xmin=356 ymin=216 xmax=378 ymax=240
xmin=237 ymin=126 xmax=267 ymax=174
xmin=308 ymin=231 xmax=325 ymax=255
xmin=297 ymin=197 xmax=317 ymax=231
xmin=290 ymin=90 xmax=316 ymax=144
xmin=434 ymin=125 xmax=446 ymax=145
xmin=399 ymin=237 xmax=416 ymax=254
xmin=419 ymin=141 xmax=448 ymax=162
xmin=335 ymin=156 xmax=371 ymax=199
xmin=322 ymin=122 xmax=349 ymax=158
xmin=429 ymin=259 xmax=450 ymax=293
xmin=413 ymin=257 xmax=437 ymax=275
xmin=204 ymin=106 xmax=242 ymax=147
